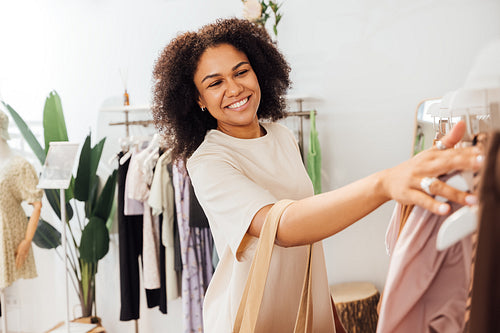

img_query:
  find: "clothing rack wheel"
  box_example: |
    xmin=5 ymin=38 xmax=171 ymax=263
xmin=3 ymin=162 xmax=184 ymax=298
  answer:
xmin=330 ymin=282 xmax=380 ymax=333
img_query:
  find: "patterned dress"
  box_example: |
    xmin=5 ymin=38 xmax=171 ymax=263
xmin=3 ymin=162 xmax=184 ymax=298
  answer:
xmin=0 ymin=156 xmax=43 ymax=289
xmin=173 ymin=161 xmax=213 ymax=333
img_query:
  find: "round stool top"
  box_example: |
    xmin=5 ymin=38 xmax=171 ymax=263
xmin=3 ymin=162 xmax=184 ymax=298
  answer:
xmin=330 ymin=281 xmax=379 ymax=303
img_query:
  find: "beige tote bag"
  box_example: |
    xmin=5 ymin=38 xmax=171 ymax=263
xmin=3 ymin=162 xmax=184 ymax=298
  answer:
xmin=232 ymin=200 xmax=315 ymax=333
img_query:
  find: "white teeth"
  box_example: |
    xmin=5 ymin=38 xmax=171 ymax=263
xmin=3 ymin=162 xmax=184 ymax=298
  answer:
xmin=227 ymin=97 xmax=248 ymax=109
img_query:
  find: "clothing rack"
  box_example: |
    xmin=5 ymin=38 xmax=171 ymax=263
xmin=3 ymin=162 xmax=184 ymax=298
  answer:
xmin=101 ymin=105 xmax=152 ymax=137
xmin=105 ymin=104 xmax=318 ymax=157
xmin=109 ymin=119 xmax=154 ymax=136
xmin=286 ymin=95 xmax=318 ymax=157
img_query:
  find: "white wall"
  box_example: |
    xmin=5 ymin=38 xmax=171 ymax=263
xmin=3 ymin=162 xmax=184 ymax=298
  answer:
xmin=1 ymin=0 xmax=499 ymax=332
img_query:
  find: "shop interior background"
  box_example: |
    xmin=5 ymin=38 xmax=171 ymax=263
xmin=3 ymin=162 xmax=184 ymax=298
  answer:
xmin=0 ymin=0 xmax=499 ymax=332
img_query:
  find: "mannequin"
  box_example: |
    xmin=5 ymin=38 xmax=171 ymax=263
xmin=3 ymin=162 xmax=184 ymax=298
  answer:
xmin=0 ymin=110 xmax=42 ymax=331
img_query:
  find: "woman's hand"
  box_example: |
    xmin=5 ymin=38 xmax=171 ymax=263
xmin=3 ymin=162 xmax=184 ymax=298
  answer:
xmin=382 ymin=121 xmax=483 ymax=215
xmin=15 ymin=239 xmax=32 ymax=269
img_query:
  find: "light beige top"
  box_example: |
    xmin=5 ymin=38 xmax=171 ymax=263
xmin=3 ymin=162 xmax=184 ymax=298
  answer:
xmin=187 ymin=122 xmax=335 ymax=333
xmin=0 ymin=156 xmax=43 ymax=289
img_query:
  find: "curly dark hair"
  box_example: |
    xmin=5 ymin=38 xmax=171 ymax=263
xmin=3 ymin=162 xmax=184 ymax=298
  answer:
xmin=152 ymin=18 xmax=291 ymax=162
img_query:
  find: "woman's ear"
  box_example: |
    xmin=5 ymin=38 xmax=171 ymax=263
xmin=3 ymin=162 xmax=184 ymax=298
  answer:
xmin=196 ymin=95 xmax=203 ymax=108
xmin=196 ymin=96 xmax=207 ymax=112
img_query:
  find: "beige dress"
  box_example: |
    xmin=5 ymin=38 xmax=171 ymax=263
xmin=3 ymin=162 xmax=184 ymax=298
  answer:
xmin=0 ymin=156 xmax=43 ymax=289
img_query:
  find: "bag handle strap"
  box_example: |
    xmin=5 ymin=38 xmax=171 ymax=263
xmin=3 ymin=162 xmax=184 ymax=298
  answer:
xmin=233 ymin=200 xmax=314 ymax=333
xmin=293 ymin=244 xmax=314 ymax=333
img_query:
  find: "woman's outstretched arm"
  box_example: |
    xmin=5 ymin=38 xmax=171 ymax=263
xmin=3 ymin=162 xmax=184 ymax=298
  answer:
xmin=248 ymin=121 xmax=483 ymax=247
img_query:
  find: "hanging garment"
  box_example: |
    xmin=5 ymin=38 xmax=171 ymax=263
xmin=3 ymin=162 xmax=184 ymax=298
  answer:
xmin=173 ymin=203 xmax=182 ymax=274
xmin=462 ymin=231 xmax=478 ymax=333
xmin=0 ymin=156 xmax=43 ymax=289
xmin=167 ymin=162 xmax=183 ymax=275
xmin=378 ymin=201 xmax=472 ymax=333
xmin=124 ymin=146 xmax=144 ymax=216
xmin=117 ymin=154 xmax=144 ymax=321
xmin=158 ymin=214 xmax=167 ymax=314
xmin=149 ymin=150 xmax=179 ymax=300
xmin=189 ymin=183 xmax=209 ymax=228
xmin=468 ymin=131 xmax=500 ymax=333
xmin=191 ymin=227 xmax=214 ymax=295
xmin=173 ymin=162 xmax=213 ymax=333
xmin=306 ymin=110 xmax=322 ymax=194
xmin=126 ymin=148 xmax=161 ymax=291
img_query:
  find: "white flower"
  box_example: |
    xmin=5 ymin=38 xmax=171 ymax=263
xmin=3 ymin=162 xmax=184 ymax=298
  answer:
xmin=243 ymin=0 xmax=262 ymax=21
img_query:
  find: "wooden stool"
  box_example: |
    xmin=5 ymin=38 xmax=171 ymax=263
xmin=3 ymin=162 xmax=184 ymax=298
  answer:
xmin=330 ymin=282 xmax=380 ymax=333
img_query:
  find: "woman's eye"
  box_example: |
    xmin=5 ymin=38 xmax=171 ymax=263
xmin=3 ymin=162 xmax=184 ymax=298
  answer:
xmin=208 ymin=80 xmax=221 ymax=88
xmin=236 ymin=69 xmax=248 ymax=76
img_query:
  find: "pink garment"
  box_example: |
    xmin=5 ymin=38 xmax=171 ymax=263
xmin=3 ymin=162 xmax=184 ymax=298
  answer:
xmin=378 ymin=202 xmax=472 ymax=333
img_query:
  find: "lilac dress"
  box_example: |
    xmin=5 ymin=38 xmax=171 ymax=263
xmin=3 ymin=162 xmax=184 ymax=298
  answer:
xmin=173 ymin=161 xmax=213 ymax=333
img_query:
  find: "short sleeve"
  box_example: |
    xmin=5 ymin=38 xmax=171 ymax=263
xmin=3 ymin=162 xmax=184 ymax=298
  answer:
xmin=19 ymin=159 xmax=43 ymax=203
xmin=187 ymin=154 xmax=276 ymax=261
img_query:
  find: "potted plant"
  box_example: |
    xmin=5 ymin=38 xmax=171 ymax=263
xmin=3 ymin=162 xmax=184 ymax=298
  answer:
xmin=1 ymin=91 xmax=117 ymax=319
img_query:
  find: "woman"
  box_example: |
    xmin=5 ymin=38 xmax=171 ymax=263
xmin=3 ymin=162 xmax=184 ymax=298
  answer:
xmin=152 ymin=18 xmax=482 ymax=332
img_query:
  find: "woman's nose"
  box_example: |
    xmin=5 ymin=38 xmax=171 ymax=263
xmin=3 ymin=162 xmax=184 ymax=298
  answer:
xmin=226 ymin=78 xmax=244 ymax=96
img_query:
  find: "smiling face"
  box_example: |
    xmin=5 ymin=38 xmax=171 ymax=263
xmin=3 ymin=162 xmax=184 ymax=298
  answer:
xmin=194 ymin=43 xmax=262 ymax=139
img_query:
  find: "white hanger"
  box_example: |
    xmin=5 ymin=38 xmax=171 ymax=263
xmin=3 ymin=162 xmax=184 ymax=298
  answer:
xmin=436 ymin=205 xmax=478 ymax=251
xmin=145 ymin=133 xmax=160 ymax=152
xmin=119 ymin=134 xmax=156 ymax=165
xmin=142 ymin=134 xmax=160 ymax=170
xmin=436 ymin=42 xmax=500 ymax=250
xmin=434 ymin=88 xmax=491 ymax=250
xmin=434 ymin=170 xmax=477 ymax=252
xmin=109 ymin=137 xmax=131 ymax=165
xmin=119 ymin=135 xmax=137 ymax=165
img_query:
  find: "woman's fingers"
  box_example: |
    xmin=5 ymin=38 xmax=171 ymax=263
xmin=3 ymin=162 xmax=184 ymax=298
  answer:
xmin=421 ymin=177 xmax=478 ymax=208
xmin=436 ymin=146 xmax=483 ymax=174
xmin=407 ymin=189 xmax=450 ymax=215
xmin=437 ymin=121 xmax=466 ymax=149
xmin=385 ymin=120 xmax=484 ymax=211
xmin=417 ymin=146 xmax=483 ymax=176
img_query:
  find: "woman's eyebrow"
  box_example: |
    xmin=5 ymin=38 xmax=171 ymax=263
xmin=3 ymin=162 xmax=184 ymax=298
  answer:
xmin=201 ymin=61 xmax=250 ymax=83
xmin=232 ymin=61 xmax=249 ymax=71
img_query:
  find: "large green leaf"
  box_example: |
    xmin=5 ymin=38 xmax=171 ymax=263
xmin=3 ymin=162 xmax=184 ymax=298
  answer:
xmin=79 ymin=216 xmax=110 ymax=263
xmin=74 ymin=135 xmax=91 ymax=201
xmin=32 ymin=218 xmax=61 ymax=249
xmin=85 ymin=137 xmax=105 ymax=215
xmin=65 ymin=176 xmax=75 ymax=202
xmin=85 ymin=180 xmax=99 ymax=217
xmin=92 ymin=170 xmax=118 ymax=221
xmin=43 ymin=91 xmax=68 ymax=154
xmin=106 ymin=198 xmax=117 ymax=231
xmin=45 ymin=188 xmax=74 ymax=221
xmin=1 ymin=101 xmax=46 ymax=164
xmin=90 ymin=137 xmax=106 ymax=185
